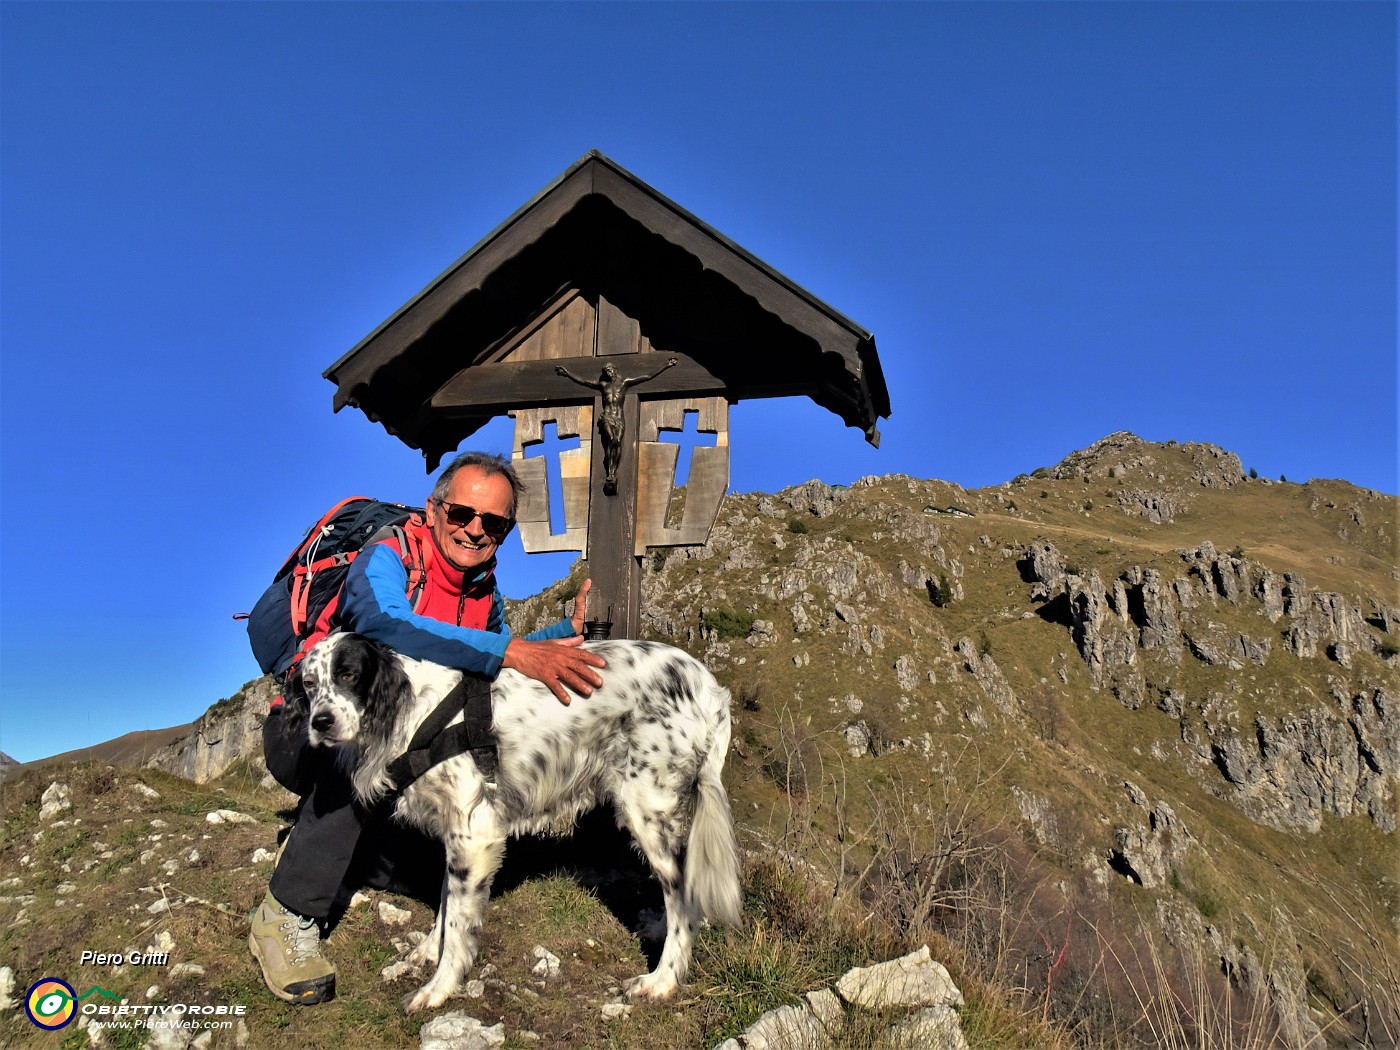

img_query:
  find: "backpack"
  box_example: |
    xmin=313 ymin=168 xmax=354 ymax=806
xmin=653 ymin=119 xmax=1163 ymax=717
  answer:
xmin=245 ymin=497 xmax=428 ymax=677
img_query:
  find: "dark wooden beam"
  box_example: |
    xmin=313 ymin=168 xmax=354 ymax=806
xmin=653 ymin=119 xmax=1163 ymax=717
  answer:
xmin=430 ymin=353 xmax=722 ymax=414
xmin=430 ymin=350 xmax=833 ymax=417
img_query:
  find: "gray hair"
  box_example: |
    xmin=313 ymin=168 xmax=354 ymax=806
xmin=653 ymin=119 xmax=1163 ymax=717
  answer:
xmin=430 ymin=451 xmax=525 ymax=517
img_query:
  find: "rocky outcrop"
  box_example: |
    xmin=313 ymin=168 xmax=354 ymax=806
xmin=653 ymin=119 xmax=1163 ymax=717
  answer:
xmin=1109 ymin=784 xmax=1192 ymax=888
xmin=1132 ymin=568 xmax=1184 ymax=660
xmin=716 ymin=946 xmax=967 ymax=1050
xmin=1021 ymin=537 xmax=1398 ymax=832
xmin=1066 ymin=571 xmax=1138 ymax=690
xmin=954 ymin=637 xmax=1018 ymax=715
xmin=1285 ymin=591 xmax=1373 ymax=665
xmin=1116 ymin=489 xmax=1178 ymax=523
xmin=1192 ymin=687 xmax=1399 ymax=833
xmin=145 ymin=677 xmax=278 ymax=784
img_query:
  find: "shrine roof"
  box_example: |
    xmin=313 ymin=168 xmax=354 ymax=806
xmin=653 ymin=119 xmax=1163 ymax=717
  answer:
xmin=324 ymin=151 xmax=890 ymax=468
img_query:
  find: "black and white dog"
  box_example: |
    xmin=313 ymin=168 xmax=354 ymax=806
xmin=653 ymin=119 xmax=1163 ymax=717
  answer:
xmin=298 ymin=631 xmax=742 ymax=1013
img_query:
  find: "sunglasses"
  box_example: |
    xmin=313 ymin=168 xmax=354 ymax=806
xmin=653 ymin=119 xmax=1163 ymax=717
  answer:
xmin=431 ymin=499 xmax=514 ymax=540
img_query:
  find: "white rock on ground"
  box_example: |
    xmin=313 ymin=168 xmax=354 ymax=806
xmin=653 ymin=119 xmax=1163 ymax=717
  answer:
xmin=418 ymin=1012 xmax=506 ymax=1050
xmin=885 ymin=1004 xmax=969 ymax=1050
xmin=834 ymin=945 xmax=963 ymax=1010
xmin=531 ymin=946 xmax=560 ymax=978
xmin=378 ymin=901 xmax=413 ymax=926
xmin=39 ymin=782 xmax=72 ymax=821
xmin=740 ymin=1004 xmax=828 ymax=1050
xmin=205 ymin=809 xmax=254 ymax=825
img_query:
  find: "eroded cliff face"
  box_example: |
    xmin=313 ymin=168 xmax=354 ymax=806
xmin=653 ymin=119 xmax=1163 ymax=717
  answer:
xmin=145 ymin=676 xmax=278 ymax=784
xmin=1019 ymin=537 xmax=1399 ymax=834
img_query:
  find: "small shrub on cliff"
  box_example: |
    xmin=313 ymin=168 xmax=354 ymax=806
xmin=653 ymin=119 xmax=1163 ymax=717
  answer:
xmin=703 ymin=607 xmax=757 ymax=639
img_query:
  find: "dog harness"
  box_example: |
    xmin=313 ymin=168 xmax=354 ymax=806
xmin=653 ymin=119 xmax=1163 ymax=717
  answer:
xmin=384 ymin=674 xmax=498 ymax=792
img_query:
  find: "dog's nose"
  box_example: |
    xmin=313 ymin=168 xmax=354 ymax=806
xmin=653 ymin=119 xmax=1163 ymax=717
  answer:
xmin=311 ymin=712 xmax=334 ymax=732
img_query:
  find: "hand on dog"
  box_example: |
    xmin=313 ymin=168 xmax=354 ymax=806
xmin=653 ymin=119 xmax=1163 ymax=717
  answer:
xmin=502 ymin=635 xmax=605 ymax=705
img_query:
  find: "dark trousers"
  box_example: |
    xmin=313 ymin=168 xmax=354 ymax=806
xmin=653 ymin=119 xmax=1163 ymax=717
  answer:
xmin=262 ymin=708 xmax=445 ymax=920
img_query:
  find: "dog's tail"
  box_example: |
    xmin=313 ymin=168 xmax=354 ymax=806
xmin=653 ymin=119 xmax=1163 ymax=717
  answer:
xmin=685 ymin=683 xmax=742 ymax=928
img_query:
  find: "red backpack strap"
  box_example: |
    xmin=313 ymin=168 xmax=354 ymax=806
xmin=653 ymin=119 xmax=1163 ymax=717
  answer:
xmin=393 ymin=517 xmax=430 ymax=613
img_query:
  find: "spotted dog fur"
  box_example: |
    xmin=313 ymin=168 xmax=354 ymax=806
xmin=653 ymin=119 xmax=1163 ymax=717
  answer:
xmin=299 ymin=631 xmax=742 ymax=1013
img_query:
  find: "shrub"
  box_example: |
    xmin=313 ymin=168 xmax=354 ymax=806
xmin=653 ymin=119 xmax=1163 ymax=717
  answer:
xmin=703 ymin=607 xmax=757 ymax=639
xmin=787 ymin=517 xmax=809 ymax=535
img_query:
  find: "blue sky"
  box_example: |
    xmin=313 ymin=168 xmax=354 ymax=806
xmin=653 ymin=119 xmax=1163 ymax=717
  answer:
xmin=1 ymin=2 xmax=1393 ymax=763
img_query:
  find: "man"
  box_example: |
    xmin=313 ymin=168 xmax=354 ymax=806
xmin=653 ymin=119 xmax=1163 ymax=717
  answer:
xmin=249 ymin=451 xmax=606 ymax=1005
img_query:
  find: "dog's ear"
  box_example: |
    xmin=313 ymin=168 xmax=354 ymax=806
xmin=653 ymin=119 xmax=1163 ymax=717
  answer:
xmin=280 ymin=664 xmax=310 ymax=733
xmin=359 ymin=637 xmax=412 ymax=747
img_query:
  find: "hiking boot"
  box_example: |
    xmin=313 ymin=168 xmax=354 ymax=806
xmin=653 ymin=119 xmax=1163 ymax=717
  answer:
xmin=248 ymin=890 xmax=336 ymax=1004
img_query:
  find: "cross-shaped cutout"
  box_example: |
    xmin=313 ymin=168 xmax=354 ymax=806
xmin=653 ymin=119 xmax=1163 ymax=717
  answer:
xmin=657 ymin=409 xmax=718 ymax=528
xmin=522 ymin=420 xmax=581 ymax=536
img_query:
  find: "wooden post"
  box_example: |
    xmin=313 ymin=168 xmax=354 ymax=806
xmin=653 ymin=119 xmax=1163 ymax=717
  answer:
xmin=584 ymin=387 xmax=642 ymax=638
xmin=585 ymin=298 xmax=645 ymax=639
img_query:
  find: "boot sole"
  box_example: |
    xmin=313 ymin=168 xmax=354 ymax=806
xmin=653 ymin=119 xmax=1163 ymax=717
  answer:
xmin=248 ymin=932 xmax=336 ymax=1005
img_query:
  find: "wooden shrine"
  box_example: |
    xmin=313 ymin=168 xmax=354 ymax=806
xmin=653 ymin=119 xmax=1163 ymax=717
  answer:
xmin=323 ymin=151 xmax=889 ymax=638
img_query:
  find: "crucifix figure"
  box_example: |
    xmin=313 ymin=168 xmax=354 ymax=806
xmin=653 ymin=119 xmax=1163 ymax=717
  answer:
xmin=555 ymin=356 xmax=678 ymax=494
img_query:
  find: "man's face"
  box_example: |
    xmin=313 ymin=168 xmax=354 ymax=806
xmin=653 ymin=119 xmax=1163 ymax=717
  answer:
xmin=426 ymin=466 xmax=515 ymax=573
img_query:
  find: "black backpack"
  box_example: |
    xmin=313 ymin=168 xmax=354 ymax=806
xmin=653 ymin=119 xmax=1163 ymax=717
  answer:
xmin=245 ymin=497 xmax=427 ymax=677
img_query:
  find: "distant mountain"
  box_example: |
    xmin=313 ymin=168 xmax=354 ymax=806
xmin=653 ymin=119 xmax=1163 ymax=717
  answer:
xmin=4 ymin=724 xmax=193 ymax=780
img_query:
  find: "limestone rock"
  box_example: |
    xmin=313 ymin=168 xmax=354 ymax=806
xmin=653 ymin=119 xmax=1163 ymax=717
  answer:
xmin=740 ymin=1004 xmax=828 ymax=1049
xmin=883 ymin=1005 xmax=969 ymax=1050
xmin=1116 ymin=489 xmax=1178 ymax=523
xmin=835 ymin=945 xmax=964 ymax=1011
xmin=1198 ymin=689 xmax=1399 ymax=832
xmin=1110 ymin=798 xmax=1192 ymax=888
xmin=1135 ymin=569 xmax=1183 ymax=660
xmin=1067 ymin=572 xmax=1137 ymax=690
xmin=146 ymin=676 xmax=280 ymax=784
xmin=1021 ymin=540 xmax=1066 ymax=597
xmin=954 ymin=638 xmax=1017 ymax=714
xmin=39 ymin=782 xmax=72 ymax=822
xmin=419 ymin=1012 xmax=505 ymax=1050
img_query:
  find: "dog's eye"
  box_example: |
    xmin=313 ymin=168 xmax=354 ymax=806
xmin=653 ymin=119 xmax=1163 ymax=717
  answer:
xmin=337 ymin=671 xmax=358 ymax=684
xmin=303 ymin=675 xmax=318 ymax=691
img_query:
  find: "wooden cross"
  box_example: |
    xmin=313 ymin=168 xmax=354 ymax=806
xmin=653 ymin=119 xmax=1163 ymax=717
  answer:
xmin=496 ymin=351 xmax=730 ymax=640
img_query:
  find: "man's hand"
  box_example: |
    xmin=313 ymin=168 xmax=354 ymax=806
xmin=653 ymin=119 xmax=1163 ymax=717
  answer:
xmin=571 ymin=579 xmax=593 ymax=635
xmin=502 ymin=635 xmax=605 ymax=706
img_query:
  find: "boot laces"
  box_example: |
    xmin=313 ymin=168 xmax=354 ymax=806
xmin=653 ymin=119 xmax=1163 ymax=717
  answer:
xmin=281 ymin=913 xmax=323 ymax=963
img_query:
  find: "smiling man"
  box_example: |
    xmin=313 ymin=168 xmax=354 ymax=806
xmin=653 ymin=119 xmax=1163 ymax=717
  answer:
xmin=251 ymin=451 xmax=605 ymax=1005
xmin=340 ymin=450 xmax=605 ymax=704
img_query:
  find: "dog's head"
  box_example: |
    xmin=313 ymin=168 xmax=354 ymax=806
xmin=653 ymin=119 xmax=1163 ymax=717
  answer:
xmin=299 ymin=632 xmax=406 ymax=750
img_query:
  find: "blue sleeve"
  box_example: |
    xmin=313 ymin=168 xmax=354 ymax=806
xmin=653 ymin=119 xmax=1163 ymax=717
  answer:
xmin=339 ymin=544 xmax=576 ymax=675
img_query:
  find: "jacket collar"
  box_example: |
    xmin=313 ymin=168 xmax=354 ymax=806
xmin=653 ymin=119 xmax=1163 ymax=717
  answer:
xmin=418 ymin=520 xmax=496 ymax=591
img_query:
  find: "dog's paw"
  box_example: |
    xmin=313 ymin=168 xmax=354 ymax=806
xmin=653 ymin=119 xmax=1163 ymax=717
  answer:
xmin=407 ymin=936 xmax=440 ymax=968
xmin=402 ymin=982 xmax=451 ymax=1014
xmin=623 ymin=970 xmax=679 ymax=1002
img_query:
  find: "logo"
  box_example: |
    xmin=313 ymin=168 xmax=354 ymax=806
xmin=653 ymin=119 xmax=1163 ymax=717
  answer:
xmin=25 ymin=978 xmax=77 ymax=1030
xmin=23 ymin=979 xmax=120 ymax=1030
